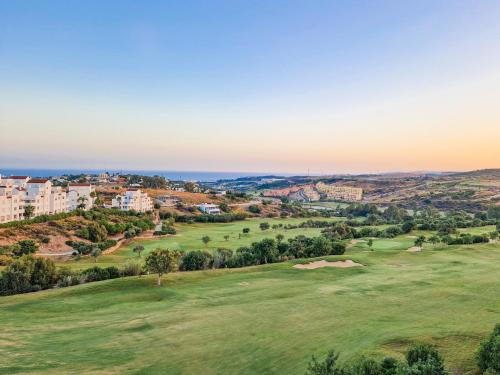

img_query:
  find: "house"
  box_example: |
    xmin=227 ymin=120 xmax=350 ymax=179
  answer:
xmin=67 ymin=183 xmax=95 ymax=211
xmin=111 ymin=189 xmax=153 ymax=212
xmin=197 ymin=203 xmax=221 ymax=215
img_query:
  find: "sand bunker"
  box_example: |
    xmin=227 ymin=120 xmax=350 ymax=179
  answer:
xmin=407 ymin=246 xmax=422 ymax=252
xmin=293 ymin=259 xmax=363 ymax=269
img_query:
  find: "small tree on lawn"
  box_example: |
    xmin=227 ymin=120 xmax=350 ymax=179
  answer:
xmin=414 ymin=235 xmax=426 ymax=248
xmin=133 ymin=245 xmax=145 ymax=257
xmin=224 ymin=235 xmax=230 ymax=241
xmin=259 ymin=222 xmax=270 ymax=231
xmin=367 ymin=238 xmax=374 ymax=251
xmin=90 ymin=247 xmax=102 ymax=263
xmin=242 ymin=227 xmax=250 ymax=235
xmin=145 ymin=248 xmax=180 ymax=286
xmin=201 ymin=235 xmax=211 ymax=246
xmin=276 ymin=234 xmax=284 ymax=243
xmin=429 ymin=235 xmax=440 ymax=247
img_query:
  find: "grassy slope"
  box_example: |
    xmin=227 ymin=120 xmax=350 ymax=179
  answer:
xmin=2 ymin=241 xmax=500 ymax=374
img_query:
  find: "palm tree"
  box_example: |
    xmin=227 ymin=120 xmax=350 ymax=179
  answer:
xmin=77 ymin=196 xmax=88 ymax=210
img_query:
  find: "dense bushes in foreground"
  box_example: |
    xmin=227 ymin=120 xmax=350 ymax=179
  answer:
xmin=0 ymin=255 xmax=142 ymax=296
xmin=307 ymin=325 xmax=500 ymax=375
xmin=306 ymin=344 xmax=447 ymax=375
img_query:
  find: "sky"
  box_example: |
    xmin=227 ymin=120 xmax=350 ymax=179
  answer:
xmin=1 ymin=0 xmax=499 ymax=174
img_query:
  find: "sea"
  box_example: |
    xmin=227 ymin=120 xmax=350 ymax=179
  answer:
xmin=0 ymin=168 xmax=275 ymax=182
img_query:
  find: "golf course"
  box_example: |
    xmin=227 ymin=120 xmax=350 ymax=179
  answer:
xmin=1 ymin=217 xmax=499 ymax=374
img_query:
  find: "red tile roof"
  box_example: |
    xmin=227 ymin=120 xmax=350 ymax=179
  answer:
xmin=27 ymin=178 xmax=49 ymax=183
xmin=9 ymin=176 xmax=29 ymax=179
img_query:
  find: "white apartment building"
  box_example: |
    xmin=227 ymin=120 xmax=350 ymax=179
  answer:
xmin=111 ymin=189 xmax=153 ymax=212
xmin=67 ymin=183 xmax=95 ymax=211
xmin=0 ymin=184 xmax=25 ymax=224
xmin=0 ymin=175 xmax=98 ymax=223
xmin=197 ymin=203 xmax=221 ymax=215
xmin=50 ymin=186 xmax=69 ymax=214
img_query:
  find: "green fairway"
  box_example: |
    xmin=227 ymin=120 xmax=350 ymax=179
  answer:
xmin=63 ymin=217 xmax=343 ymax=269
xmin=2 ymin=241 xmax=499 ymax=374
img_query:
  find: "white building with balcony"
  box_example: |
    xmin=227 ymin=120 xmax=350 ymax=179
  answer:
xmin=197 ymin=203 xmax=221 ymax=215
xmin=67 ymin=183 xmax=95 ymax=211
xmin=111 ymin=189 xmax=153 ymax=212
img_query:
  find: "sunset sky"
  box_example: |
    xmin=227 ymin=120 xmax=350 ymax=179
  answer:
xmin=1 ymin=1 xmax=499 ymax=174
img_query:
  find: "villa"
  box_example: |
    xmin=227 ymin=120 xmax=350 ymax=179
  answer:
xmin=111 ymin=189 xmax=153 ymax=212
xmin=197 ymin=203 xmax=221 ymax=215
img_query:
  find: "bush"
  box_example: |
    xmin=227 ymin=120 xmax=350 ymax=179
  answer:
xmin=248 ymin=205 xmax=261 ymax=214
xmin=477 ymin=324 xmax=500 ymax=373
xmin=180 ymin=250 xmax=213 ymax=271
xmin=0 ymin=255 xmax=57 ymax=295
xmin=406 ymin=344 xmax=446 ymax=374
xmin=12 ymin=240 xmax=39 ymax=257
xmin=120 ymin=262 xmax=143 ymax=277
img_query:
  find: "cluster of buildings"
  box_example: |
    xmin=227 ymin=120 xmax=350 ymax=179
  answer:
xmin=0 ymin=174 xmax=156 ymax=224
xmin=315 ymin=182 xmax=363 ymax=201
xmin=0 ymin=175 xmax=95 ymax=224
xmin=263 ymin=182 xmax=363 ymax=203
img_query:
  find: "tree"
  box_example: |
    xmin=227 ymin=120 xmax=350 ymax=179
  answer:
xmin=429 ymin=235 xmax=440 ymax=247
xmin=145 ymin=249 xmax=180 ymax=286
xmin=367 ymin=239 xmax=374 ymax=251
xmin=133 ymin=245 xmax=145 ymax=257
xmin=252 ymin=238 xmax=277 ymax=264
xmin=90 ymin=247 xmax=102 ymax=263
xmin=77 ymin=196 xmax=88 ymax=210
xmin=276 ymin=234 xmax=285 ymax=243
xmin=201 ymin=235 xmax=211 ymax=246
xmin=476 ymin=323 xmax=500 ymax=373
xmin=23 ymin=205 xmax=35 ymax=220
xmin=87 ymin=223 xmax=108 ymax=243
xmin=180 ymin=250 xmax=213 ymax=271
xmin=305 ymin=350 xmax=344 ymax=375
xmin=224 ymin=235 xmax=230 ymax=241
xmin=414 ymin=235 xmax=426 ymax=248
xmin=242 ymin=227 xmax=250 ymax=235
xmin=259 ymin=222 xmax=270 ymax=231
xmin=489 ymin=231 xmax=499 ymax=243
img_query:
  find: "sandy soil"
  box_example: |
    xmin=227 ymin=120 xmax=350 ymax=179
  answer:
xmin=293 ymin=259 xmax=363 ymax=269
xmin=407 ymin=246 xmax=422 ymax=252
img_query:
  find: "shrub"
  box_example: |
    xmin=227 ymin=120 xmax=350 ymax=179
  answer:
xmin=406 ymin=344 xmax=446 ymax=375
xmin=12 ymin=240 xmax=39 ymax=257
xmin=476 ymin=324 xmax=500 ymax=373
xmin=120 ymin=262 xmax=143 ymax=277
xmin=305 ymin=350 xmax=343 ymax=375
xmin=180 ymin=250 xmax=213 ymax=271
xmin=248 ymin=204 xmax=261 ymax=214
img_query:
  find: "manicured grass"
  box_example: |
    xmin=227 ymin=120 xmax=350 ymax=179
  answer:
xmin=2 ymin=241 xmax=499 ymax=374
xmin=63 ymin=217 xmax=343 ymax=269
